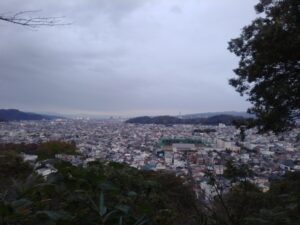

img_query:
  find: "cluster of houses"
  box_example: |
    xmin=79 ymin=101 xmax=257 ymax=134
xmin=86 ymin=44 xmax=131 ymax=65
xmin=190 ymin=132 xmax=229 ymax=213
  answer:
xmin=1 ymin=119 xmax=300 ymax=197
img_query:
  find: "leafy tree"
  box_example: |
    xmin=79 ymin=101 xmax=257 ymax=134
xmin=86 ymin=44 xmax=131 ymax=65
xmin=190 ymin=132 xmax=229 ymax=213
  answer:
xmin=204 ymin=161 xmax=300 ymax=225
xmin=0 ymin=141 xmax=77 ymax=160
xmin=0 ymin=144 xmax=203 ymax=225
xmin=223 ymin=160 xmax=253 ymax=183
xmin=35 ymin=141 xmax=78 ymax=160
xmin=228 ymin=0 xmax=300 ymax=133
xmin=0 ymin=150 xmax=33 ymax=190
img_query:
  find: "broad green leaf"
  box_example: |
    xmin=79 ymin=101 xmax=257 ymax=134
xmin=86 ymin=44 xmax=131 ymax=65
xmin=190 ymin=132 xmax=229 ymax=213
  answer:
xmin=118 ymin=216 xmax=123 ymax=225
xmin=115 ymin=204 xmax=130 ymax=214
xmin=99 ymin=191 xmax=107 ymax=216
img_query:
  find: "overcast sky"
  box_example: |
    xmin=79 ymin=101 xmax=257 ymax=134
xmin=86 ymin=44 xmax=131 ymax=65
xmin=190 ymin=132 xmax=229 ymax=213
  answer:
xmin=0 ymin=0 xmax=258 ymax=117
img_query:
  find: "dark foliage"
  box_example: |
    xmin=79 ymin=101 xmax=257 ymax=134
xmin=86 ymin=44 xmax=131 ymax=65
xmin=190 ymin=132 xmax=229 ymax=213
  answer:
xmin=0 ymin=150 xmax=34 ymax=190
xmin=228 ymin=0 xmax=300 ymax=133
xmin=204 ymin=162 xmax=300 ymax=225
xmin=1 ymin=143 xmax=299 ymax=225
xmin=193 ymin=129 xmax=216 ymax=134
xmin=0 ymin=141 xmax=77 ymax=160
xmin=0 ymin=145 xmax=202 ymax=225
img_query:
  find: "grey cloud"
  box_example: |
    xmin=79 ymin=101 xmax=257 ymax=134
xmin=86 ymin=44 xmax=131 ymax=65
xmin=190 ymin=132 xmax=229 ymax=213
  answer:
xmin=170 ymin=5 xmax=182 ymax=14
xmin=0 ymin=0 xmax=256 ymax=116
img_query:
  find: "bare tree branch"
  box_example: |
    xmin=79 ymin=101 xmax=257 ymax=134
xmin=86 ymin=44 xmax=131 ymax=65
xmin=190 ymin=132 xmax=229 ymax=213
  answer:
xmin=0 ymin=10 xmax=70 ymax=27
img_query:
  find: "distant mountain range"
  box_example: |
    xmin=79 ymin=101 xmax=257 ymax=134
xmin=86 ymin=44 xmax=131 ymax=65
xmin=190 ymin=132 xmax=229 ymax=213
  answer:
xmin=0 ymin=109 xmax=62 ymax=121
xmin=126 ymin=114 xmax=247 ymax=125
xmin=179 ymin=111 xmax=254 ymax=119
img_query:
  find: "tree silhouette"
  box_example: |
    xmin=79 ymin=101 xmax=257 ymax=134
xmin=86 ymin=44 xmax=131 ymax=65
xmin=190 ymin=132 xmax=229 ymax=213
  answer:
xmin=0 ymin=10 xmax=68 ymax=27
xmin=228 ymin=0 xmax=300 ymax=133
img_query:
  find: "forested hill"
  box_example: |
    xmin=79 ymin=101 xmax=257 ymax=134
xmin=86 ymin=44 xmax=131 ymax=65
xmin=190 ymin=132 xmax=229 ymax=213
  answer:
xmin=180 ymin=111 xmax=254 ymax=119
xmin=126 ymin=114 xmax=245 ymax=125
xmin=0 ymin=109 xmax=61 ymax=121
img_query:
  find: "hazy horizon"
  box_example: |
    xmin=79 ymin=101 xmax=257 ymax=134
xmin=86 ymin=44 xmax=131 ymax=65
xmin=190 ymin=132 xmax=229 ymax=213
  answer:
xmin=0 ymin=0 xmax=258 ymax=116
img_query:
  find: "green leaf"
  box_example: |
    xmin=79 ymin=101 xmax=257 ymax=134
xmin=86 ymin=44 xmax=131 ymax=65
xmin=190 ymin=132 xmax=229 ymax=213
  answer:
xmin=127 ymin=191 xmax=137 ymax=197
xmin=115 ymin=204 xmax=130 ymax=214
xmin=99 ymin=191 xmax=107 ymax=216
xmin=118 ymin=216 xmax=123 ymax=225
xmin=103 ymin=209 xmax=118 ymax=223
xmin=35 ymin=210 xmax=73 ymax=221
xmin=11 ymin=198 xmax=32 ymax=208
xmin=133 ymin=216 xmax=150 ymax=225
xmin=98 ymin=181 xmax=115 ymax=191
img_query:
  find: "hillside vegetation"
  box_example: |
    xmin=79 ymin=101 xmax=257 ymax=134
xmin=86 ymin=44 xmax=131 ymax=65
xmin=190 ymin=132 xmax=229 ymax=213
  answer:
xmin=126 ymin=115 xmax=246 ymax=126
xmin=0 ymin=109 xmax=60 ymax=121
xmin=0 ymin=142 xmax=299 ymax=225
xmin=0 ymin=143 xmax=201 ymax=225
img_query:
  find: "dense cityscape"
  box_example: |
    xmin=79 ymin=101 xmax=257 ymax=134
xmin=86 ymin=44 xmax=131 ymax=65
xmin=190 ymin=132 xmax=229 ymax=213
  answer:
xmin=1 ymin=119 xmax=299 ymax=198
xmin=1 ymin=0 xmax=299 ymax=224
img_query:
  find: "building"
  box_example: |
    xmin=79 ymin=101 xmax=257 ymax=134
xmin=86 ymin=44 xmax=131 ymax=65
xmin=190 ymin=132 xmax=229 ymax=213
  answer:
xmin=172 ymin=143 xmax=196 ymax=152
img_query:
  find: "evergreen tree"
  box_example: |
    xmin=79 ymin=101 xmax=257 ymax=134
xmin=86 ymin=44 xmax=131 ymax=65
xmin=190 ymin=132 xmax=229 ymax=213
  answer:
xmin=228 ymin=0 xmax=300 ymax=133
